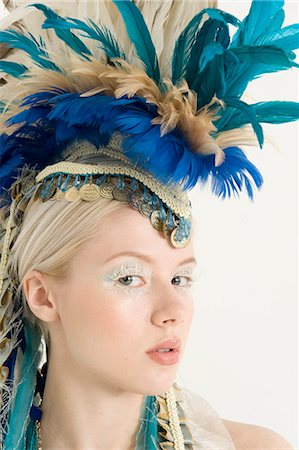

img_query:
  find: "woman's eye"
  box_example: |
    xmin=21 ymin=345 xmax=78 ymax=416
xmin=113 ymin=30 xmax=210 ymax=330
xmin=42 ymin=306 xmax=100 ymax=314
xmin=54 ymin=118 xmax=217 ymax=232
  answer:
xmin=171 ymin=276 xmax=193 ymax=288
xmin=117 ymin=275 xmax=143 ymax=287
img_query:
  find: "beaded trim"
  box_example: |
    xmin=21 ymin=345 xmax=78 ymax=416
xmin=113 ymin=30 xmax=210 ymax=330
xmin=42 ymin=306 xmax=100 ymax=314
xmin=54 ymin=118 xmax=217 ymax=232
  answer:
xmin=34 ymin=172 xmax=192 ymax=249
xmin=36 ymin=137 xmax=191 ymax=219
xmin=32 ymin=134 xmax=192 ymax=249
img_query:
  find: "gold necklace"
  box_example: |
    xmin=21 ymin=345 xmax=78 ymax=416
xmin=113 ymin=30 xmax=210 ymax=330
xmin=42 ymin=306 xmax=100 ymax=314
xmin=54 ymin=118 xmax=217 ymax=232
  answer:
xmin=35 ymin=386 xmax=186 ymax=450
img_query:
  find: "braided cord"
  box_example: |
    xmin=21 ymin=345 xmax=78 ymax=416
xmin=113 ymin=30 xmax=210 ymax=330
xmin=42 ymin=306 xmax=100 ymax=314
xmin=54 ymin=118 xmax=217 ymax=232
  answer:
xmin=166 ymin=386 xmax=185 ymax=449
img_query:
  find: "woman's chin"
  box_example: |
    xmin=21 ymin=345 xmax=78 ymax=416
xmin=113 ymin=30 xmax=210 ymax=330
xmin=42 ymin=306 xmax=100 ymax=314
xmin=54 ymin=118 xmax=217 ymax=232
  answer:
xmin=140 ymin=373 xmax=178 ymax=396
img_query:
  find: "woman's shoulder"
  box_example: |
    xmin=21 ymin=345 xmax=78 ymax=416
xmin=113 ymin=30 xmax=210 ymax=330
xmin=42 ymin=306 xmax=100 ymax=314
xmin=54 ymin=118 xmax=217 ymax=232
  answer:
xmin=221 ymin=418 xmax=293 ymax=450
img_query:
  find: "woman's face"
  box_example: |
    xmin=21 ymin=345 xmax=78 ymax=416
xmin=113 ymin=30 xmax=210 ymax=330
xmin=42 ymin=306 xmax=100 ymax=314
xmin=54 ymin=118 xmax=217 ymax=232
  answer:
xmin=47 ymin=205 xmax=197 ymax=396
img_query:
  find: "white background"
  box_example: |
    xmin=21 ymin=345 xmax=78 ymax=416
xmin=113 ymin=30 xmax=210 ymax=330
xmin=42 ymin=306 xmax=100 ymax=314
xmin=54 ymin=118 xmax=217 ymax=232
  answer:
xmin=177 ymin=1 xmax=298 ymax=448
xmin=0 ymin=0 xmax=298 ymax=447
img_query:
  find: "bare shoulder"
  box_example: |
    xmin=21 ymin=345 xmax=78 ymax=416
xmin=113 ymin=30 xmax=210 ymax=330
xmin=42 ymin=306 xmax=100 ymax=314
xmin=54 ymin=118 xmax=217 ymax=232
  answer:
xmin=221 ymin=418 xmax=293 ymax=450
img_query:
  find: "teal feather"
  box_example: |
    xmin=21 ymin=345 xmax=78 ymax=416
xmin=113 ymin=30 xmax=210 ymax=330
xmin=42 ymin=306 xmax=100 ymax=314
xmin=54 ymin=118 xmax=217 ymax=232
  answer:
xmin=32 ymin=3 xmax=125 ymax=61
xmin=230 ymin=45 xmax=292 ymax=69
xmin=172 ymin=9 xmax=209 ymax=84
xmin=0 ymin=30 xmax=59 ymax=71
xmin=263 ymin=8 xmax=285 ymax=35
xmin=222 ymin=98 xmax=264 ymax=148
xmin=26 ymin=417 xmax=38 ymax=450
xmin=70 ymin=17 xmax=126 ymax=61
xmin=112 ymin=0 xmax=160 ymax=83
xmin=0 ymin=61 xmax=28 ymax=77
xmin=224 ymin=45 xmax=297 ymax=101
xmin=257 ymin=23 xmax=299 ymax=51
xmin=47 ymin=15 xmax=126 ymax=61
xmin=134 ymin=395 xmax=158 ymax=450
xmin=172 ymin=8 xmax=239 ymax=85
xmin=191 ymin=51 xmax=226 ymax=109
xmin=31 ymin=4 xmax=92 ymax=59
xmin=186 ymin=19 xmax=229 ymax=84
xmin=215 ymin=101 xmax=299 ymax=131
xmin=185 ymin=18 xmax=228 ymax=107
xmin=199 ymin=42 xmax=224 ymax=72
xmin=204 ymin=8 xmax=240 ymax=28
xmin=3 ymin=318 xmax=42 ymax=450
xmin=231 ymin=0 xmax=285 ymax=47
xmin=254 ymin=101 xmax=299 ymax=123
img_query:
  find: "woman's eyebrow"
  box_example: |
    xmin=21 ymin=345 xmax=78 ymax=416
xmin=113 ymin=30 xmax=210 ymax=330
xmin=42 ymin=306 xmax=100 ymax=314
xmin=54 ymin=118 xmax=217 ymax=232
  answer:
xmin=104 ymin=251 xmax=197 ymax=267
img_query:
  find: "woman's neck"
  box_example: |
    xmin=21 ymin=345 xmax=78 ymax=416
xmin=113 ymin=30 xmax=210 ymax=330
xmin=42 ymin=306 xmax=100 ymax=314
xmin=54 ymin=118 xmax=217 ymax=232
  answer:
xmin=40 ymin=357 xmax=145 ymax=449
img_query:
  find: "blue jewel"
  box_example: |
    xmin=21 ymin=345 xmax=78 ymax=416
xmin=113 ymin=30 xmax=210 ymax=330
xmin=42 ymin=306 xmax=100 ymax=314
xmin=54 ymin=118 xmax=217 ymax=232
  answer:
xmin=130 ymin=178 xmax=139 ymax=191
xmin=159 ymin=203 xmax=166 ymax=221
xmin=60 ymin=174 xmax=71 ymax=192
xmin=117 ymin=174 xmax=124 ymax=190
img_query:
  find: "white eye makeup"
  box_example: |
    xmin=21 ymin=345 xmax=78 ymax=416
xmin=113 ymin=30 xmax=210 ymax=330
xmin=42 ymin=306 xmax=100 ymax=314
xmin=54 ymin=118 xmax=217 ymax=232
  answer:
xmin=104 ymin=261 xmax=153 ymax=297
xmin=103 ymin=259 xmax=199 ymax=298
xmin=172 ymin=267 xmax=198 ymax=289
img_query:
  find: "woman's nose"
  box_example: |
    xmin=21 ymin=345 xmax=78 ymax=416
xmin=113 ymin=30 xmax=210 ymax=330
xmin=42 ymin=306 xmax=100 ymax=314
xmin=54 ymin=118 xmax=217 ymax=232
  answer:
xmin=150 ymin=282 xmax=189 ymax=327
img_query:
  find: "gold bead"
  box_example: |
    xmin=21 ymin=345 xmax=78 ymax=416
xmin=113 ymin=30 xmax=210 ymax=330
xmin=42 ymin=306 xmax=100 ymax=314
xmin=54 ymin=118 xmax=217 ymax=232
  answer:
xmin=36 ymin=420 xmax=42 ymax=450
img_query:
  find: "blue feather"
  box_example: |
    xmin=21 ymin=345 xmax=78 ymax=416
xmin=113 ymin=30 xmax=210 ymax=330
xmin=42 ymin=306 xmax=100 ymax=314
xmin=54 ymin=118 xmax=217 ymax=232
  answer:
xmin=0 ymin=61 xmax=28 ymax=77
xmin=208 ymin=146 xmax=263 ymax=200
xmin=0 ymin=30 xmax=59 ymax=71
xmin=112 ymin=0 xmax=160 ymax=83
xmin=0 ymin=134 xmax=24 ymax=189
xmin=31 ymin=3 xmax=92 ymax=58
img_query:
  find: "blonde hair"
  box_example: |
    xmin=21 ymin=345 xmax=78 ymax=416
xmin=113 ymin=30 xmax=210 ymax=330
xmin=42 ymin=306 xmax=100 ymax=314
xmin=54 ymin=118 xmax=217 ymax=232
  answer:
xmin=7 ymin=195 xmax=126 ymax=350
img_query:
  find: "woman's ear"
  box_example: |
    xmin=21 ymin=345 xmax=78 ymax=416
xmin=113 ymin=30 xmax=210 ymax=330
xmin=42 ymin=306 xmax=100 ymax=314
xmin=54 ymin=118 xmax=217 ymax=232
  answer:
xmin=22 ymin=270 xmax=59 ymax=323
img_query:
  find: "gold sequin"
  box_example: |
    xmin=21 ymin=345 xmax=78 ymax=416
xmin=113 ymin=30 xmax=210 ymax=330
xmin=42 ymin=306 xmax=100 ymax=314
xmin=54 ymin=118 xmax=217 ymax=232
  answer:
xmin=150 ymin=210 xmax=164 ymax=231
xmin=98 ymin=183 xmax=115 ymax=199
xmin=64 ymin=186 xmax=81 ymax=202
xmin=79 ymin=183 xmax=101 ymax=201
xmin=170 ymin=228 xmax=191 ymax=248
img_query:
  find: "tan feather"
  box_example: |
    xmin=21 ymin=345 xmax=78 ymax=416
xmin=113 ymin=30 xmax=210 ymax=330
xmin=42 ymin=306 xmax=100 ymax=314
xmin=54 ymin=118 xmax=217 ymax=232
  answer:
xmin=215 ymin=126 xmax=260 ymax=149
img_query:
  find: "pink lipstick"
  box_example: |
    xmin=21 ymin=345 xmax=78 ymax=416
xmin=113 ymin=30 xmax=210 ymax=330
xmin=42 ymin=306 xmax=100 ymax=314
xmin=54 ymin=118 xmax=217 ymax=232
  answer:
xmin=146 ymin=338 xmax=181 ymax=365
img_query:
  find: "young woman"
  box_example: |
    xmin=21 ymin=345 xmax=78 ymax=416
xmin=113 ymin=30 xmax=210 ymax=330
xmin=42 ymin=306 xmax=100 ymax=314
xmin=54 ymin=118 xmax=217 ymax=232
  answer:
xmin=0 ymin=1 xmax=297 ymax=448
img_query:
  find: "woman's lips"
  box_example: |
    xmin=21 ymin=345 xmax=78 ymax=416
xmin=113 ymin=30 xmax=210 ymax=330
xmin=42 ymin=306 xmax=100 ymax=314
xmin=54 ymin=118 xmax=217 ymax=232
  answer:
xmin=146 ymin=337 xmax=181 ymax=365
xmin=146 ymin=349 xmax=180 ymax=365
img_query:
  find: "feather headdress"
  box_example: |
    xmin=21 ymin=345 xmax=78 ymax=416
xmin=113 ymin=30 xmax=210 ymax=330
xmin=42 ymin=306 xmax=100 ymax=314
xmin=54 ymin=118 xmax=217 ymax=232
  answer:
xmin=1 ymin=0 xmax=298 ymax=204
xmin=0 ymin=0 xmax=299 ymax=448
